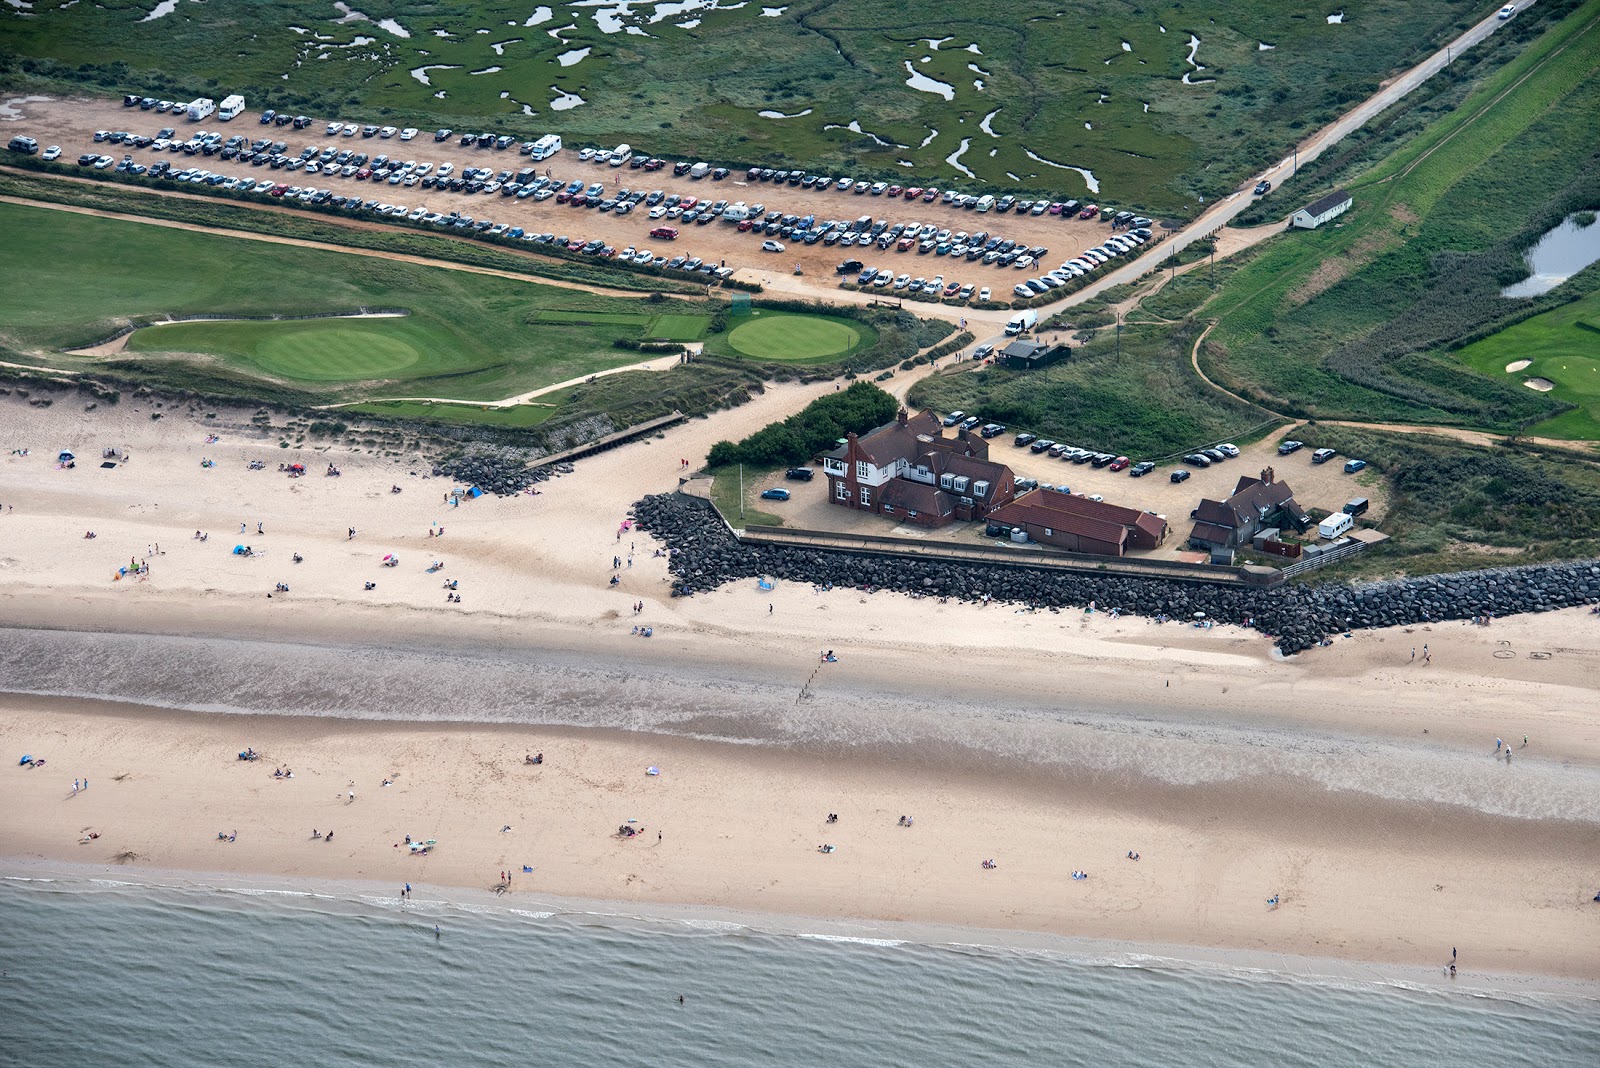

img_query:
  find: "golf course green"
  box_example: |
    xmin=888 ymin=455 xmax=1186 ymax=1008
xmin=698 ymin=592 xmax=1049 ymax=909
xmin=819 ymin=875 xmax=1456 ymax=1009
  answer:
xmin=723 ymin=312 xmax=869 ymax=363
xmin=130 ymin=319 xmax=424 ymax=382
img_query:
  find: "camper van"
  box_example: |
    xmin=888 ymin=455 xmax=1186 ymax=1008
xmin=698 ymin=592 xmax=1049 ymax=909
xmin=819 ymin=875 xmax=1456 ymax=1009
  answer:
xmin=609 ymin=143 xmax=632 ymax=167
xmin=976 ymin=194 xmax=995 ymax=213
xmin=1317 ymin=511 xmax=1354 ymax=540
xmin=186 ymin=97 xmax=216 ymax=122
xmin=218 ymin=94 xmax=245 ymax=121
xmin=721 ymin=201 xmax=750 ymax=222
xmin=528 ymin=134 xmax=562 ymax=161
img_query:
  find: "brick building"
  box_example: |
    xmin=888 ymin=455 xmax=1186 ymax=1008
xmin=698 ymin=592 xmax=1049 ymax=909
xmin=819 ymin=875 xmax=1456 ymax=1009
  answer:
xmin=987 ymin=488 xmax=1168 ymax=557
xmin=822 ymin=409 xmax=1015 ymax=528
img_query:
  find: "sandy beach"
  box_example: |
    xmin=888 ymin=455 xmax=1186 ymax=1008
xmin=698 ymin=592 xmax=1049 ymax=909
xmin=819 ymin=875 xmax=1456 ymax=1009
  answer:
xmin=2 ymin=386 xmax=1599 ymax=982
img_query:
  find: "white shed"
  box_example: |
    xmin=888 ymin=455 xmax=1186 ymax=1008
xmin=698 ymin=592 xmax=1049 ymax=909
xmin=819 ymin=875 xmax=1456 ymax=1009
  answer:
xmin=1291 ymin=189 xmax=1353 ymax=229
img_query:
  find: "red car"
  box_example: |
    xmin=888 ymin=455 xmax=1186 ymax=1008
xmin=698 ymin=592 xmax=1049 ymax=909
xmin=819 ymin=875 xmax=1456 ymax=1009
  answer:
xmin=922 ymin=187 xmax=940 ymax=202
xmin=269 ymin=184 xmax=289 ymax=197
xmin=1108 ymin=456 xmax=1130 ymax=472
xmin=943 ymin=281 xmax=962 ymax=297
xmin=680 ymin=196 xmax=698 ymax=209
xmin=737 ymin=219 xmax=755 ymax=232
xmin=886 ymin=185 xmax=902 ymax=197
xmin=1078 ymin=204 xmax=1099 ymax=219
xmin=905 ymin=186 xmax=923 ymax=199
xmin=649 ymin=225 xmax=679 ymax=240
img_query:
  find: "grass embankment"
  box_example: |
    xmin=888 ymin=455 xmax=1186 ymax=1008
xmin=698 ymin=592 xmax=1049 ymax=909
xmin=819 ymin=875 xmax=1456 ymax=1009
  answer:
xmin=2 ymin=1 xmax=1478 ymax=211
xmin=1195 ymin=3 xmax=1600 ymax=434
xmin=908 ymin=320 xmax=1264 ymax=459
xmin=0 ymin=200 xmax=705 ymax=407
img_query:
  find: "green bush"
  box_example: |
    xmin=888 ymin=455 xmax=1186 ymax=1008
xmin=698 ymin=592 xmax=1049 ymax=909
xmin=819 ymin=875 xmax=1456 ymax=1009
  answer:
xmin=706 ymin=381 xmax=897 ymax=467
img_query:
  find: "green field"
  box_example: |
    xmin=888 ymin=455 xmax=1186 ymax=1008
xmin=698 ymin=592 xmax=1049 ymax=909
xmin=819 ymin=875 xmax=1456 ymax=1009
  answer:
xmin=1 ymin=0 xmax=1490 ymax=212
xmin=723 ymin=312 xmax=865 ymax=363
xmin=1192 ymin=2 xmax=1600 ymax=435
xmin=1456 ymin=289 xmax=1600 ymax=439
xmin=0 ymin=201 xmax=710 ymax=402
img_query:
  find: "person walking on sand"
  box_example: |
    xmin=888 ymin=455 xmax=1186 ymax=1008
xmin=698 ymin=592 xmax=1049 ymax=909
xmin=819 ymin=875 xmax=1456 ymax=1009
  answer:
xmin=1410 ymin=647 xmax=1416 ymax=662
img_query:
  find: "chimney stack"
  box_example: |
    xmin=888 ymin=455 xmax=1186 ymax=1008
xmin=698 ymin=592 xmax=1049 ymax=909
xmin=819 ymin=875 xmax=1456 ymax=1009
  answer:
xmin=897 ymin=408 xmax=909 ymax=427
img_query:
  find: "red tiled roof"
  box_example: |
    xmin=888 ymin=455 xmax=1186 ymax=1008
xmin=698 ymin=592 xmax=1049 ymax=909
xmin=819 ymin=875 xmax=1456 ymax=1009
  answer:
xmin=879 ymin=480 xmax=954 ymax=516
xmin=988 ymin=492 xmax=1130 ymax=545
xmin=990 ymin=489 xmax=1161 ymax=536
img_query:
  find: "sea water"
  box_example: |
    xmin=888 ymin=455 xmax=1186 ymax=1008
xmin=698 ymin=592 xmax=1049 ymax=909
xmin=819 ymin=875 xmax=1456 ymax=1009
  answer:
xmin=1 ymin=873 xmax=1594 ymax=1067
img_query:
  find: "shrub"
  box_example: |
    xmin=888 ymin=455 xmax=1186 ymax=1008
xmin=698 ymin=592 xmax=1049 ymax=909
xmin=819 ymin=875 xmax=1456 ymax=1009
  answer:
xmin=705 ymin=381 xmax=897 ymax=467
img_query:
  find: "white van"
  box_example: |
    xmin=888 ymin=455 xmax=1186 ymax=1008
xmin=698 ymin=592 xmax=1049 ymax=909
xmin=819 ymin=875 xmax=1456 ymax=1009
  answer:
xmin=610 ymin=143 xmax=632 ymax=166
xmin=529 ymin=134 xmax=562 ymax=161
xmin=689 ymin=161 xmax=710 ymax=179
xmin=1318 ymin=512 xmax=1354 ymax=540
xmin=975 ymin=194 xmax=995 ymax=213
xmin=218 ymin=94 xmax=245 ymax=121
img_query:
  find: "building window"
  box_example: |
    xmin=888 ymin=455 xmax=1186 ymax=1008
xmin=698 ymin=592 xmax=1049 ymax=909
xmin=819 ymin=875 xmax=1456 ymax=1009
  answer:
xmin=860 ymin=486 xmax=872 ymax=508
xmin=1044 ymin=528 xmax=1053 ymax=537
xmin=856 ymin=461 xmax=871 ymax=480
xmin=835 ymin=481 xmax=849 ymax=501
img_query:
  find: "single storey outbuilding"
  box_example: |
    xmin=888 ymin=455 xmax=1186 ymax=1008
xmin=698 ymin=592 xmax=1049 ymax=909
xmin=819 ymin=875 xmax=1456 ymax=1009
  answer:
xmin=1291 ymin=190 xmax=1353 ymax=229
xmin=999 ymin=340 xmax=1068 ymax=371
xmin=988 ymin=488 xmax=1167 ymax=557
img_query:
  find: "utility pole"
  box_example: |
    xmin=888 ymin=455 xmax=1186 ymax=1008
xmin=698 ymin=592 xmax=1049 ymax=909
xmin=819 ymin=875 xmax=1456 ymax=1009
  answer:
xmin=739 ymin=464 xmax=745 ymax=520
xmin=1209 ymin=243 xmax=1215 ymax=286
xmin=1293 ymin=146 xmax=1298 ymax=176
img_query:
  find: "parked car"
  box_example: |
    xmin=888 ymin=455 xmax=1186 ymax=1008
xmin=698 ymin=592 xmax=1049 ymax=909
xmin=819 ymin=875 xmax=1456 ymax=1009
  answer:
xmin=761 ymin=239 xmax=785 ymax=252
xmin=1216 ymin=443 xmax=1240 ymax=458
xmin=1108 ymin=456 xmax=1130 ymax=472
xmin=1312 ymin=448 xmax=1338 ymax=464
xmin=1170 ymin=469 xmax=1191 ymax=484
xmin=1183 ymin=453 xmax=1212 ymax=467
xmin=1343 ymin=459 xmax=1368 ymax=474
xmin=784 ymin=467 xmax=814 ymax=482
xmin=980 ymin=423 xmax=1006 ymax=439
xmin=41 ymin=145 xmax=61 ymax=161
xmin=1277 ymin=439 xmax=1304 ymax=455
xmin=942 ymin=410 xmax=966 ymax=427
xmin=1014 ymin=433 xmax=1037 ymax=447
xmin=1130 ymin=461 xmax=1155 ymax=477
xmin=759 ymin=488 xmax=791 ymax=501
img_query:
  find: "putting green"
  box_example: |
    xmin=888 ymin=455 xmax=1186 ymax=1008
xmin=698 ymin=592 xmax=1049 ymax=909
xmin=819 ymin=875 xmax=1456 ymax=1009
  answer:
xmin=726 ymin=313 xmax=862 ymax=361
xmin=133 ymin=320 xmax=424 ymax=381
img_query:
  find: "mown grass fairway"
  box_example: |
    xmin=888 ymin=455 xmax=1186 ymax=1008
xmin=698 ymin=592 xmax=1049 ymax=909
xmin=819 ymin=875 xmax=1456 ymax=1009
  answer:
xmin=722 ymin=312 xmax=867 ymax=363
xmin=531 ymin=310 xmax=709 ymax=340
xmin=3 ymin=0 xmax=1486 ymax=211
xmin=1457 ymin=289 xmax=1600 ymax=439
xmin=0 ymin=201 xmax=710 ymax=403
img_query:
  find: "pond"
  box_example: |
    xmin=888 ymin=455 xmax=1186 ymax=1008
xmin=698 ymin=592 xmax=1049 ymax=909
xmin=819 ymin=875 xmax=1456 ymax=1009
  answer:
xmin=1501 ymin=213 xmax=1600 ymax=297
